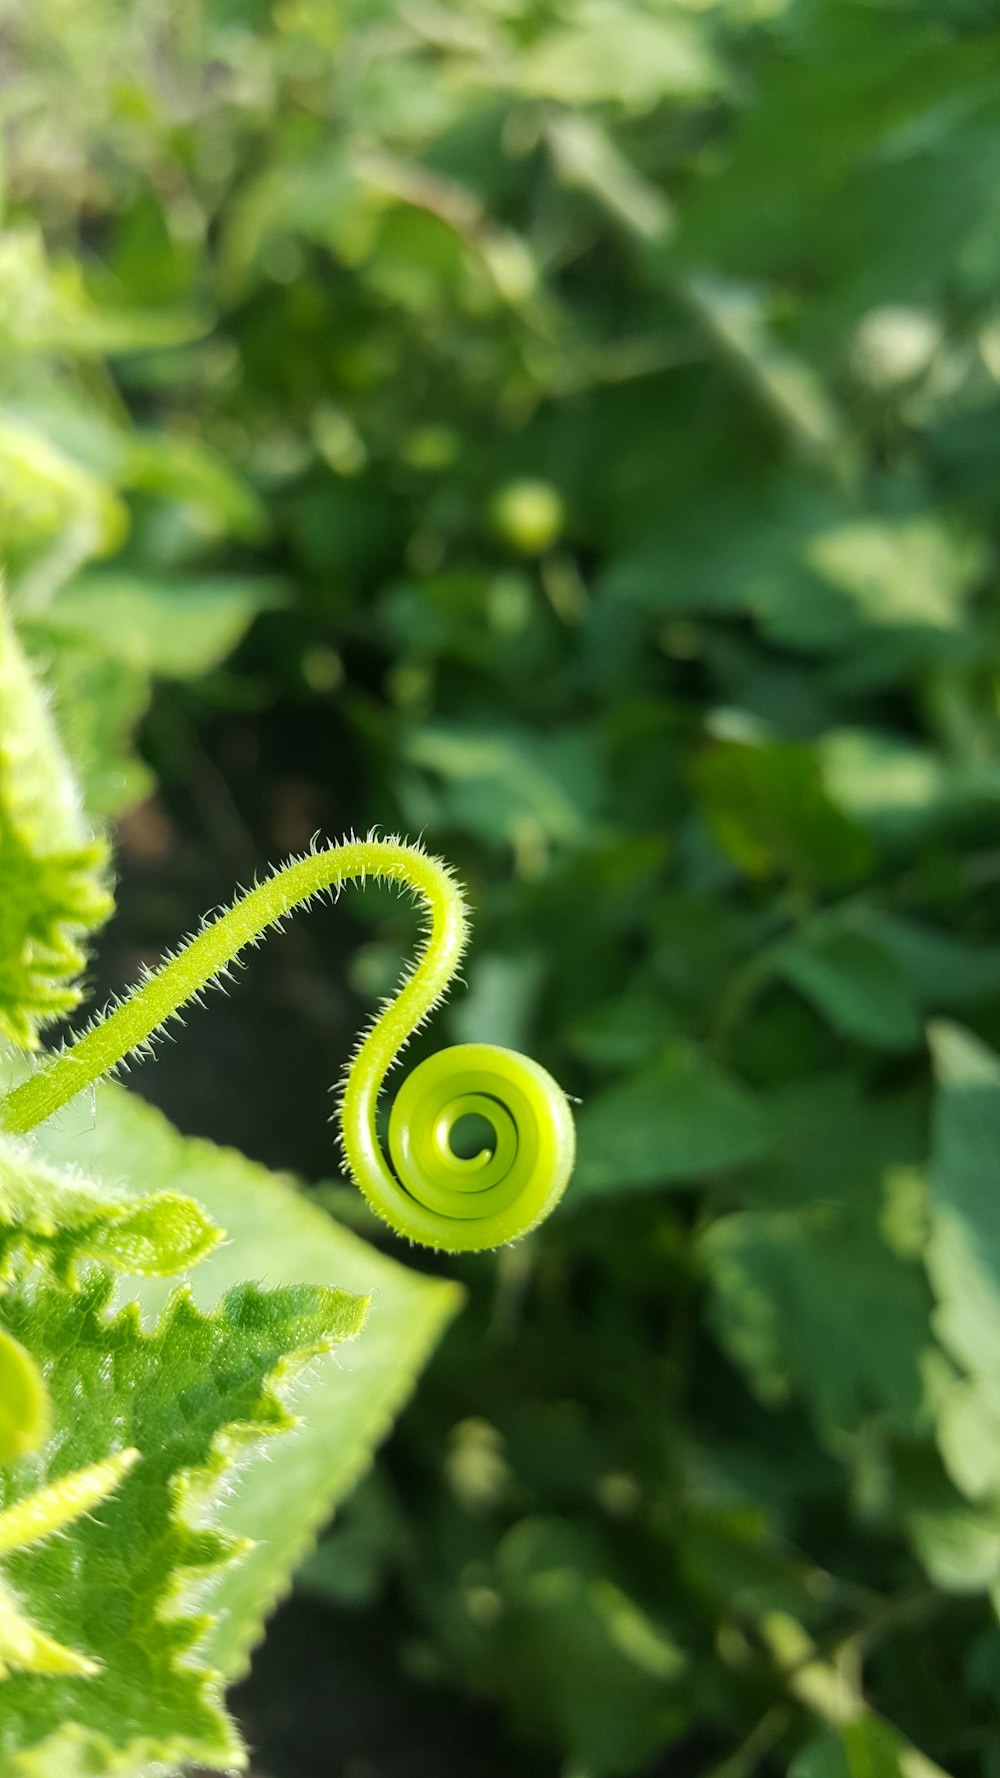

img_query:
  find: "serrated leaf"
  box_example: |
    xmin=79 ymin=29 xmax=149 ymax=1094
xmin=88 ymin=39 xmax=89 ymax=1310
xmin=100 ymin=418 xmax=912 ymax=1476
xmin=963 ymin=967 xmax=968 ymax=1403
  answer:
xmin=703 ymin=1074 xmax=934 ymax=1442
xmin=744 ymin=1074 xmax=926 ymax=1215
xmin=0 ymin=596 xmax=114 ymax=1050
xmin=26 ymin=1080 xmax=464 ymax=1681
xmin=0 ymin=1129 xmax=222 ymax=1286
xmin=701 ymin=1202 xmax=934 ymax=1441
xmin=0 ymin=1271 xmax=368 ymax=1775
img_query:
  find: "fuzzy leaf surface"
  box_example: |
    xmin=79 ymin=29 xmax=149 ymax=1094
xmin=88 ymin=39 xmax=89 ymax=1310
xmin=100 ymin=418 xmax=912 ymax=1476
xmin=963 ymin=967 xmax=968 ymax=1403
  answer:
xmin=0 ymin=1127 xmax=222 ymax=1286
xmin=0 ymin=597 xmax=113 ymax=1050
xmin=28 ymin=1079 xmax=465 ymax=1679
xmin=0 ymin=1270 xmax=367 ymax=1775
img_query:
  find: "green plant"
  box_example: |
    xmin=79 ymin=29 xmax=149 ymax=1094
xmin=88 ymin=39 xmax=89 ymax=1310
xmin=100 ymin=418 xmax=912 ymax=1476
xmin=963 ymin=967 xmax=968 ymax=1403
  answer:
xmin=7 ymin=2 xmax=1000 ymax=1775
xmin=0 ymin=599 xmax=573 ymax=1771
xmin=1 ymin=835 xmax=575 ymax=1249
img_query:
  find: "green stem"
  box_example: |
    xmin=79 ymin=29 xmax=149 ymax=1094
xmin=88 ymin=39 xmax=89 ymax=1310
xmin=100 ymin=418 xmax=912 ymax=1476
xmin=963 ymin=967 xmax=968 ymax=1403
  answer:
xmin=0 ymin=837 xmax=575 ymax=1252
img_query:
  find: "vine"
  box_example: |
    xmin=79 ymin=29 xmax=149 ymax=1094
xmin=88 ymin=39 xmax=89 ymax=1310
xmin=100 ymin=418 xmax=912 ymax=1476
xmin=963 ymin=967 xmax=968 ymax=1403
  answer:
xmin=0 ymin=836 xmax=575 ymax=1251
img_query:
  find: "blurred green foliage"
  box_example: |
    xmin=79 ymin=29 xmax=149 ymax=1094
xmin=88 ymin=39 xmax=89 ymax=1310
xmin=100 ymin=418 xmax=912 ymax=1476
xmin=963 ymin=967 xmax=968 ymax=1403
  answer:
xmin=6 ymin=0 xmax=1000 ymax=1772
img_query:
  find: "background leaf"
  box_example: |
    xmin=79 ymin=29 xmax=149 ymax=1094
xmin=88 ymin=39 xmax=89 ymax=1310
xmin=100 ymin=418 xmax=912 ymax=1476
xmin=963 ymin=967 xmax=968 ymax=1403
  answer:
xmin=574 ymin=1042 xmax=773 ymax=1196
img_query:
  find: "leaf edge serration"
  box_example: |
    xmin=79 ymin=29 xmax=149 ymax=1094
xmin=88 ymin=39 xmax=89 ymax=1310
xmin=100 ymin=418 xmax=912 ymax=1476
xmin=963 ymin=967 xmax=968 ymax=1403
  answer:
xmin=0 ymin=589 xmax=115 ymax=1054
xmin=1 ymin=1275 xmax=370 ymax=1778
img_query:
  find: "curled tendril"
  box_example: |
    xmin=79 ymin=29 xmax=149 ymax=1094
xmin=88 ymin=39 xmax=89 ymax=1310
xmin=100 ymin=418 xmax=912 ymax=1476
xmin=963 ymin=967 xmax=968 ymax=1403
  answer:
xmin=0 ymin=836 xmax=575 ymax=1251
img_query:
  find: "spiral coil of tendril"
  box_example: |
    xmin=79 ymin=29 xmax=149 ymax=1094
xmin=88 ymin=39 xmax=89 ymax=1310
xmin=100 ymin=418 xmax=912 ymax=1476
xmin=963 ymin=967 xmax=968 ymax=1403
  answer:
xmin=0 ymin=837 xmax=576 ymax=1253
xmin=346 ymin=1041 xmax=575 ymax=1251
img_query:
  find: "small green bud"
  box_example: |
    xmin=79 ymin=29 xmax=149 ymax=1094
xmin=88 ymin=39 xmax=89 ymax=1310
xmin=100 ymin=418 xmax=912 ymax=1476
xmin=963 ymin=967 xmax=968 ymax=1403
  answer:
xmin=489 ymin=479 xmax=565 ymax=556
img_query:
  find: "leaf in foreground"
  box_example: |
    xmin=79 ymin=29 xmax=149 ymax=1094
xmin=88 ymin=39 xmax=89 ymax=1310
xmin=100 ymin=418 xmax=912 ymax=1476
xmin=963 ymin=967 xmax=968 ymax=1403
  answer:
xmin=0 ymin=595 xmax=112 ymax=1049
xmin=28 ymin=1079 xmax=465 ymax=1681
xmin=0 ymin=1273 xmax=367 ymax=1775
xmin=0 ymin=1127 xmax=222 ymax=1286
xmin=0 ymin=1451 xmax=138 ymax=1681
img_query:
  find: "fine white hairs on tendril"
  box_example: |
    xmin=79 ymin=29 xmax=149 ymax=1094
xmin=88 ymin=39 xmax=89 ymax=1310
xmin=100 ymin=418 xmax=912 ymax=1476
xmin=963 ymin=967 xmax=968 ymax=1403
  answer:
xmin=0 ymin=836 xmax=576 ymax=1252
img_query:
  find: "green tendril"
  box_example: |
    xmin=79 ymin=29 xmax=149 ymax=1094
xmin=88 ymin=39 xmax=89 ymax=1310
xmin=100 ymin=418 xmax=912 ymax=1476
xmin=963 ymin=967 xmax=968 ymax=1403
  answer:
xmin=0 ymin=836 xmax=575 ymax=1251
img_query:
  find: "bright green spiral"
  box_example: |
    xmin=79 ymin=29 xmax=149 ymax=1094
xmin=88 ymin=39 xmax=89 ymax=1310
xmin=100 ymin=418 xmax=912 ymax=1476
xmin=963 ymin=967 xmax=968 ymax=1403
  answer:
xmin=346 ymin=1041 xmax=575 ymax=1250
xmin=0 ymin=837 xmax=575 ymax=1252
